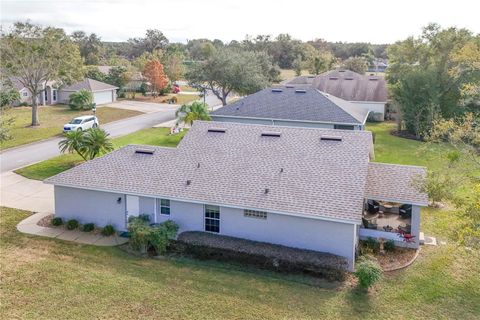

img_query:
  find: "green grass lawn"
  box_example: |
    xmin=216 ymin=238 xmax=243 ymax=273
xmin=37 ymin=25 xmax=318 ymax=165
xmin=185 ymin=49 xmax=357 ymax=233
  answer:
xmin=1 ymin=104 xmax=143 ymax=150
xmin=3 ymin=121 xmax=480 ymax=318
xmin=279 ymin=69 xmax=312 ymax=81
xmin=15 ymin=127 xmax=187 ymax=180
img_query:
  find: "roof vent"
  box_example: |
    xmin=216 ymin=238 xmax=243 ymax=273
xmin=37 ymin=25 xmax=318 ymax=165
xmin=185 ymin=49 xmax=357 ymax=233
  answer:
xmin=261 ymin=131 xmax=281 ymax=137
xmin=324 ymin=93 xmax=330 ymax=97
xmin=369 ymin=78 xmax=379 ymax=81
xmin=208 ymin=127 xmax=226 ymax=133
xmin=345 ymin=77 xmax=354 ymax=80
xmin=295 ymin=89 xmax=306 ymax=93
xmin=135 ymin=148 xmax=155 ymax=155
xmin=339 ymin=70 xmax=346 ymax=72
xmin=329 ymin=77 xmax=338 ymax=80
xmin=321 ymin=135 xmax=343 ymax=142
xmin=271 ymin=88 xmax=283 ymax=93
xmin=285 ymin=85 xmax=294 ymax=88
xmin=264 ymin=188 xmax=269 ymax=194
xmin=307 ymin=76 xmax=316 ymax=78
xmin=186 ymin=180 xmax=192 ymax=186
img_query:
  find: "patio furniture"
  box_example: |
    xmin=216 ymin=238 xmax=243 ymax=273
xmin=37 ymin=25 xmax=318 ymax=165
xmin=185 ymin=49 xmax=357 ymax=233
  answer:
xmin=382 ymin=204 xmax=394 ymax=213
xmin=367 ymin=200 xmax=380 ymax=214
xmin=362 ymin=217 xmax=378 ymax=230
xmin=397 ymin=224 xmax=412 ymax=234
xmin=401 ymin=233 xmax=416 ymax=243
xmin=399 ymin=204 xmax=412 ymax=219
xmin=383 ymin=225 xmax=393 ymax=232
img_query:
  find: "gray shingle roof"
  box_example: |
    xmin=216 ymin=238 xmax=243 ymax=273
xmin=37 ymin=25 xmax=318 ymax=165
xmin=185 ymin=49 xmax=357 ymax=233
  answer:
xmin=46 ymin=121 xmax=375 ymax=223
xmin=365 ymin=162 xmax=428 ymax=206
xmin=211 ymin=86 xmax=369 ymax=125
xmin=285 ymin=70 xmax=388 ymax=103
xmin=61 ymin=78 xmax=118 ymax=92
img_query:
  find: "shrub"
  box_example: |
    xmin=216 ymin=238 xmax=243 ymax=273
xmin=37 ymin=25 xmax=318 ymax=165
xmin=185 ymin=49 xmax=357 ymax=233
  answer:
xmin=51 ymin=217 xmax=63 ymax=226
xmin=128 ymin=218 xmax=179 ymax=254
xmin=82 ymin=223 xmax=95 ymax=232
xmin=355 ymin=257 xmax=383 ymax=289
xmin=68 ymin=89 xmax=93 ymax=110
xmin=172 ymin=231 xmax=348 ymax=281
xmin=364 ymin=237 xmax=379 ymax=253
xmin=384 ymin=240 xmax=395 ymax=251
xmin=66 ymin=219 xmax=79 ymax=230
xmin=102 ymin=224 xmax=116 ymax=236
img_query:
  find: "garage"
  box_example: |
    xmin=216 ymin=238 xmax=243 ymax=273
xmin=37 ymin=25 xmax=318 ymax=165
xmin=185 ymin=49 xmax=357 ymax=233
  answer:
xmin=93 ymin=90 xmax=115 ymax=105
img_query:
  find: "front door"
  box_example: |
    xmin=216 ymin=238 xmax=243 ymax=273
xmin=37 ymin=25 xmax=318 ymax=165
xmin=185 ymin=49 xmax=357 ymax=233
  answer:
xmin=126 ymin=195 xmax=140 ymax=224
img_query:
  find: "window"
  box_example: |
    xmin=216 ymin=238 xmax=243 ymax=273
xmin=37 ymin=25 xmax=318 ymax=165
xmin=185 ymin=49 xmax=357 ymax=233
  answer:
xmin=244 ymin=209 xmax=267 ymax=220
xmin=157 ymin=199 xmax=170 ymax=215
xmin=204 ymin=205 xmax=220 ymax=233
xmin=334 ymin=125 xmax=354 ymax=130
xmin=53 ymin=90 xmax=57 ymax=101
xmin=44 ymin=90 xmax=48 ymax=101
xmin=22 ymin=92 xmax=28 ymax=97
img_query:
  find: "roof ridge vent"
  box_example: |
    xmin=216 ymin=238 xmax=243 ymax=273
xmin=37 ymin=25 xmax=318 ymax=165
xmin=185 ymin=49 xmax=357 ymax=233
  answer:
xmin=369 ymin=78 xmax=379 ymax=81
xmin=345 ymin=77 xmax=354 ymax=80
xmin=135 ymin=147 xmax=155 ymax=155
xmin=321 ymin=135 xmax=343 ymax=142
xmin=285 ymin=85 xmax=294 ymax=88
xmin=261 ymin=131 xmax=281 ymax=137
xmin=271 ymin=88 xmax=283 ymax=93
xmin=295 ymin=89 xmax=306 ymax=93
xmin=207 ymin=127 xmax=226 ymax=133
xmin=329 ymin=77 xmax=338 ymax=80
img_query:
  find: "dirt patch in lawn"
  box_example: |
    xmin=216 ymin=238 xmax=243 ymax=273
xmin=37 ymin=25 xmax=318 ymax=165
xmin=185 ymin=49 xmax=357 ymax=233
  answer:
xmin=375 ymin=247 xmax=419 ymax=271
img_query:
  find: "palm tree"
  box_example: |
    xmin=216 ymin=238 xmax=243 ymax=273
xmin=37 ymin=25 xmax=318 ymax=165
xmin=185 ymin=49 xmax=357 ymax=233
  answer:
xmin=83 ymin=128 xmax=114 ymax=160
xmin=69 ymin=89 xmax=94 ymax=110
xmin=175 ymin=101 xmax=211 ymax=126
xmin=58 ymin=130 xmax=88 ymax=161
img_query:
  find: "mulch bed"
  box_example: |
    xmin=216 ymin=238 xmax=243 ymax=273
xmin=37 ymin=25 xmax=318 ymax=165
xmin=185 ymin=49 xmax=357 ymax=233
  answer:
xmin=37 ymin=214 xmax=54 ymax=227
xmin=374 ymin=247 xmax=419 ymax=271
xmin=390 ymin=130 xmax=424 ymax=141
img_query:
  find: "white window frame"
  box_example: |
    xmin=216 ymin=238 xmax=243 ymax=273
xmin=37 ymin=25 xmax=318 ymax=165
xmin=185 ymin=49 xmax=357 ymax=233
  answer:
xmin=244 ymin=209 xmax=267 ymax=220
xmin=156 ymin=198 xmax=170 ymax=215
xmin=204 ymin=205 xmax=220 ymax=233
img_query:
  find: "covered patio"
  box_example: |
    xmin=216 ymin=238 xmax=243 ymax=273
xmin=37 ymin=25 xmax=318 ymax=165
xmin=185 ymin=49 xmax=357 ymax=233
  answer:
xmin=360 ymin=162 xmax=429 ymax=248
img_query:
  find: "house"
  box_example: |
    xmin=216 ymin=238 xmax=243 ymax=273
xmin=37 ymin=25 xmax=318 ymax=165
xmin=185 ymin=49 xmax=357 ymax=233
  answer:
xmin=11 ymin=77 xmax=118 ymax=106
xmin=285 ymin=70 xmax=388 ymax=121
xmin=45 ymin=121 xmax=428 ymax=270
xmin=210 ymin=86 xmax=370 ymax=130
xmin=58 ymin=78 xmax=118 ymax=105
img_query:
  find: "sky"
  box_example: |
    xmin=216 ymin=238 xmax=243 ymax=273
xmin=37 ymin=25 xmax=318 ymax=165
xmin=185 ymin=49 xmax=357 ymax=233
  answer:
xmin=1 ymin=0 xmax=479 ymax=44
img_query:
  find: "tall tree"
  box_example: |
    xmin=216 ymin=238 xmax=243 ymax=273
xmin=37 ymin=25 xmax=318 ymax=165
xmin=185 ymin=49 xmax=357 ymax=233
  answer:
xmin=128 ymin=29 xmax=169 ymax=58
xmin=307 ymin=51 xmax=335 ymax=75
xmin=143 ymin=60 xmax=169 ymax=96
xmin=175 ymin=101 xmax=211 ymax=125
xmin=71 ymin=31 xmax=105 ymax=65
xmin=341 ymin=56 xmax=368 ymax=74
xmin=163 ymin=51 xmax=185 ymax=81
xmin=0 ymin=23 xmax=83 ymax=126
xmin=185 ymin=48 xmax=269 ymax=105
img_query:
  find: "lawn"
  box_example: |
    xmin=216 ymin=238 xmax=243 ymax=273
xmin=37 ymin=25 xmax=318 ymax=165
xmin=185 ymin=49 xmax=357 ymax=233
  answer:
xmin=279 ymin=69 xmax=312 ymax=81
xmin=1 ymin=104 xmax=142 ymax=150
xmin=3 ymin=121 xmax=480 ymax=319
xmin=126 ymin=93 xmax=200 ymax=105
xmin=15 ymin=127 xmax=187 ymax=180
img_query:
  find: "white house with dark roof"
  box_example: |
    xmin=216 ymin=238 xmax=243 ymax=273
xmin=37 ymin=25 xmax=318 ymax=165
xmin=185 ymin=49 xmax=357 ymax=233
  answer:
xmin=211 ymin=86 xmax=370 ymax=130
xmin=45 ymin=121 xmax=428 ymax=270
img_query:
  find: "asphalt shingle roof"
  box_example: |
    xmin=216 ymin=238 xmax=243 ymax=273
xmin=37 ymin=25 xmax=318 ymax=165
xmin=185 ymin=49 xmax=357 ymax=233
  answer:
xmin=45 ymin=121 xmax=427 ymax=223
xmin=365 ymin=162 xmax=428 ymax=206
xmin=211 ymin=86 xmax=369 ymax=125
xmin=61 ymin=78 xmax=118 ymax=92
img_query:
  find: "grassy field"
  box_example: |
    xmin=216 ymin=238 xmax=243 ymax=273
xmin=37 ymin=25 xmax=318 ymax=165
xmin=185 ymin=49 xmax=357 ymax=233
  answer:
xmin=126 ymin=93 xmax=200 ymax=105
xmin=3 ymin=121 xmax=480 ymax=318
xmin=15 ymin=127 xmax=187 ymax=180
xmin=1 ymin=105 xmax=142 ymax=150
xmin=279 ymin=69 xmax=312 ymax=81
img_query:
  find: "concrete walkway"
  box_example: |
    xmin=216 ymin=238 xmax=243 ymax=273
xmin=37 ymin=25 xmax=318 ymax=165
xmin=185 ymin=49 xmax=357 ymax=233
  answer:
xmin=17 ymin=212 xmax=128 ymax=246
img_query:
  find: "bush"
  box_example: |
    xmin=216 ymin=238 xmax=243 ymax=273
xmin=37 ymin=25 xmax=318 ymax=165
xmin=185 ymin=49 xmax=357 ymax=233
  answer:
xmin=355 ymin=257 xmax=383 ymax=289
xmin=172 ymin=231 xmax=348 ymax=281
xmin=51 ymin=217 xmax=63 ymax=226
xmin=82 ymin=223 xmax=95 ymax=232
xmin=384 ymin=240 xmax=395 ymax=251
xmin=102 ymin=224 xmax=116 ymax=236
xmin=128 ymin=218 xmax=179 ymax=254
xmin=69 ymin=89 xmax=93 ymax=110
xmin=364 ymin=237 xmax=379 ymax=253
xmin=66 ymin=219 xmax=79 ymax=230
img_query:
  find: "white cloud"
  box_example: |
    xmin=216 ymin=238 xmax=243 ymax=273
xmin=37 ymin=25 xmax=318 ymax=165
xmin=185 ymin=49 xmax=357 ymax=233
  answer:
xmin=1 ymin=0 xmax=479 ymax=43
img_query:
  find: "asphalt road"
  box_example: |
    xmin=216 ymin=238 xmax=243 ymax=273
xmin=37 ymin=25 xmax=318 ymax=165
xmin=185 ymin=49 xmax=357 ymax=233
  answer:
xmin=0 ymin=109 xmax=177 ymax=173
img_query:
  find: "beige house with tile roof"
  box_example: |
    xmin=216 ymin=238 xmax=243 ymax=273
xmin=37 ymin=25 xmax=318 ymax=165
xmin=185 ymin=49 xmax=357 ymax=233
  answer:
xmin=46 ymin=121 xmax=427 ymax=271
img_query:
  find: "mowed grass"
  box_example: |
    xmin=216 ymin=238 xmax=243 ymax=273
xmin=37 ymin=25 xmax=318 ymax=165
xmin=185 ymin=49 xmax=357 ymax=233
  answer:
xmin=15 ymin=127 xmax=187 ymax=180
xmin=1 ymin=206 xmax=479 ymax=319
xmin=1 ymin=104 xmax=142 ymax=150
xmin=279 ymin=69 xmax=312 ymax=81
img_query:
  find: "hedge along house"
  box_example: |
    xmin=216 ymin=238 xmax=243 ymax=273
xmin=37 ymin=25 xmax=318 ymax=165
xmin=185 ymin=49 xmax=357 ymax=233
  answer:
xmin=210 ymin=86 xmax=369 ymax=130
xmin=285 ymin=70 xmax=388 ymax=121
xmin=45 ymin=121 xmax=428 ymax=271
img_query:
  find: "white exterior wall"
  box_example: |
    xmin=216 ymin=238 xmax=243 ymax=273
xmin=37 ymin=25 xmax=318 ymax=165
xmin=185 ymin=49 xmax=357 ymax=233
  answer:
xmin=54 ymin=186 xmax=126 ymax=230
xmin=350 ymin=101 xmax=386 ymax=121
xmin=212 ymin=116 xmax=362 ymax=130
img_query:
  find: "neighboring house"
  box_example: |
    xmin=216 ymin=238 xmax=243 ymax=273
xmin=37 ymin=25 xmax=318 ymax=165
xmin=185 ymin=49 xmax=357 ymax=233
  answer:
xmin=285 ymin=70 xmax=388 ymax=121
xmin=211 ymin=86 xmax=369 ymax=130
xmin=368 ymin=60 xmax=388 ymax=73
xmin=58 ymin=78 xmax=118 ymax=105
xmin=11 ymin=77 xmax=118 ymax=106
xmin=45 ymin=121 xmax=428 ymax=271
xmin=97 ymin=65 xmax=144 ymax=91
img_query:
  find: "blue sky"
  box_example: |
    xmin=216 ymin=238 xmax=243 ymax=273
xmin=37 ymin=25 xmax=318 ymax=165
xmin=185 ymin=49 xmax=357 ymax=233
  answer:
xmin=1 ymin=0 xmax=479 ymax=43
